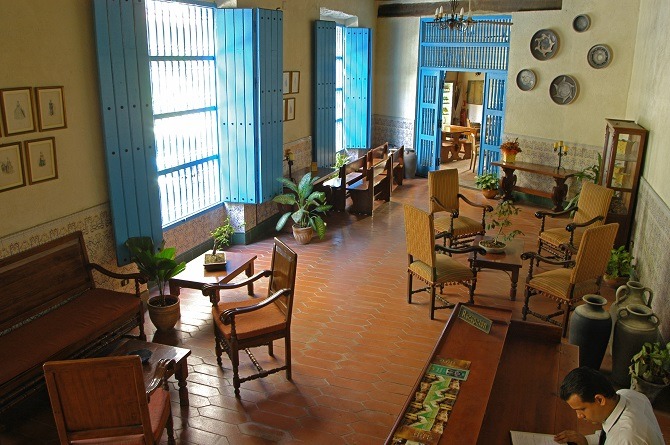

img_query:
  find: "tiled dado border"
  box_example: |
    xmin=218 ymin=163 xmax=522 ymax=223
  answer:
xmin=372 ymin=115 xmax=414 ymax=149
xmin=631 ymin=178 xmax=670 ymax=340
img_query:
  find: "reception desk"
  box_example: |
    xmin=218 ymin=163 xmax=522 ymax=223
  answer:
xmin=386 ymin=304 xmax=589 ymax=444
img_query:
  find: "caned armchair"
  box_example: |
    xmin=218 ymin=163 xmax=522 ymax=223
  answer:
xmin=521 ymin=223 xmax=618 ymax=337
xmin=43 ymin=356 xmax=176 ymax=445
xmin=202 ymin=238 xmax=298 ymax=397
xmin=429 ymin=168 xmax=493 ymax=248
xmin=535 ymin=182 xmax=613 ymax=261
xmin=404 ymin=204 xmax=485 ymax=319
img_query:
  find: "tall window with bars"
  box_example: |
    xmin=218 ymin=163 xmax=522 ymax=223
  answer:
xmin=335 ymin=25 xmax=344 ymax=153
xmin=146 ymin=0 xmax=221 ymax=227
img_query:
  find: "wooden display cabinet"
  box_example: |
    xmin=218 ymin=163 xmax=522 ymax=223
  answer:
xmin=600 ymin=119 xmax=648 ymax=248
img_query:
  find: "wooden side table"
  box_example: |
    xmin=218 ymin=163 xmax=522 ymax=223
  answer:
xmin=469 ymin=235 xmax=523 ymax=301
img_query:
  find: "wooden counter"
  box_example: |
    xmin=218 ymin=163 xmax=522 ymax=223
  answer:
xmin=386 ymin=304 xmax=584 ymax=444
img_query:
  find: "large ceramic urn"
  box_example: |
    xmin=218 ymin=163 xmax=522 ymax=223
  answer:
xmin=404 ymin=149 xmax=417 ymax=179
xmin=569 ymin=295 xmax=611 ymax=370
xmin=608 ymin=281 xmax=653 ymax=354
xmin=611 ymin=304 xmax=660 ymax=386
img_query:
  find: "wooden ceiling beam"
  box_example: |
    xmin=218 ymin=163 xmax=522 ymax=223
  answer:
xmin=378 ymin=1 xmax=562 ymax=18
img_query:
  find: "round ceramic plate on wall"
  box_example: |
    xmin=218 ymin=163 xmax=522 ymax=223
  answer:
xmin=573 ymin=14 xmax=591 ymax=32
xmin=516 ymin=69 xmax=537 ymax=91
xmin=588 ymin=44 xmax=613 ymax=69
xmin=531 ymin=29 xmax=559 ymax=60
xmin=550 ymin=75 xmax=579 ymax=105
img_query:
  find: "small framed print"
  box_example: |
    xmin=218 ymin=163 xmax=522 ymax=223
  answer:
xmin=36 ymin=86 xmax=67 ymax=131
xmin=0 ymin=142 xmax=26 ymax=192
xmin=0 ymin=87 xmax=35 ymax=135
xmin=25 ymin=137 xmax=58 ymax=184
xmin=283 ymin=72 xmax=290 ymax=95
xmin=290 ymin=71 xmax=300 ymax=94
xmin=285 ymin=97 xmax=295 ymax=121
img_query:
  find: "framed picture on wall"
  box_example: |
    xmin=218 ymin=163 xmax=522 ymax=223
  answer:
xmin=0 ymin=142 xmax=26 ymax=192
xmin=0 ymin=87 xmax=35 ymax=135
xmin=285 ymin=97 xmax=295 ymax=121
xmin=290 ymin=71 xmax=300 ymax=94
xmin=283 ymin=72 xmax=290 ymax=95
xmin=35 ymin=86 xmax=67 ymax=131
xmin=25 ymin=137 xmax=58 ymax=184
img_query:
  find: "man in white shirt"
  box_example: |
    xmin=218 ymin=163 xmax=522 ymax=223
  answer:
xmin=554 ymin=367 xmax=664 ymax=445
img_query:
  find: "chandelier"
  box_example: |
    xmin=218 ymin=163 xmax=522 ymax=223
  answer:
xmin=433 ymin=0 xmax=513 ymax=31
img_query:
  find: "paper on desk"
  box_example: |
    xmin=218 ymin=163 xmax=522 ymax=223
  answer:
xmin=510 ymin=430 xmax=556 ymax=445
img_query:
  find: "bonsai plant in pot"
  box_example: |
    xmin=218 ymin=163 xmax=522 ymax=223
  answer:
xmin=480 ymin=199 xmax=523 ymax=253
xmin=273 ymin=172 xmax=332 ymax=244
xmin=474 ymin=172 xmax=499 ymax=199
xmin=500 ymin=138 xmax=522 ymax=163
xmin=603 ymin=245 xmax=634 ymax=287
xmin=629 ymin=341 xmax=670 ymax=403
xmin=125 ymin=237 xmax=186 ymax=331
xmin=204 ymin=216 xmax=235 ymax=271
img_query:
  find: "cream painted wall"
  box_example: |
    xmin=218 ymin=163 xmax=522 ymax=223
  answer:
xmin=506 ymin=0 xmax=640 ymax=146
xmin=626 ymin=0 xmax=670 ymax=206
xmin=0 ymin=1 xmax=107 ymax=237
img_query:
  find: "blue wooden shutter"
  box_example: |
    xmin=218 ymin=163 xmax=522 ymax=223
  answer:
xmin=479 ymin=71 xmax=508 ymax=174
xmin=415 ymin=69 xmax=443 ymax=177
xmin=314 ymin=21 xmax=336 ymax=168
xmin=344 ymin=28 xmax=371 ymax=149
xmin=216 ymin=8 xmax=283 ymax=203
xmin=93 ymin=0 xmax=163 ymax=265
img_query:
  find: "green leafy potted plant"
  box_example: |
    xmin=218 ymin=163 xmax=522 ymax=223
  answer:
xmin=125 ymin=237 xmax=186 ymax=331
xmin=273 ymin=172 xmax=332 ymax=244
xmin=480 ymin=199 xmax=523 ymax=253
xmin=204 ymin=216 xmax=235 ymax=271
xmin=603 ymin=245 xmax=634 ymax=287
xmin=474 ymin=172 xmax=499 ymax=199
xmin=630 ymin=341 xmax=670 ymax=403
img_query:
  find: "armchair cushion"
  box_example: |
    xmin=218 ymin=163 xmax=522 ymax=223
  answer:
xmin=434 ymin=215 xmax=482 ymax=238
xmin=212 ymin=301 xmax=286 ymax=340
xmin=528 ymin=268 xmax=599 ymax=300
xmin=409 ymin=255 xmax=474 ymax=284
xmin=539 ymin=227 xmax=585 ymax=248
xmin=149 ymin=388 xmax=171 ymax=443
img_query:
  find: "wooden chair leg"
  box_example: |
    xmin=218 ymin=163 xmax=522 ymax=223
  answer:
xmin=214 ymin=327 xmax=223 ymax=367
xmin=407 ymin=273 xmax=413 ymax=303
xmin=561 ymin=302 xmax=571 ymax=338
xmin=522 ymin=288 xmax=531 ymax=321
xmin=430 ymin=286 xmax=436 ymax=320
xmin=166 ymin=403 xmax=175 ymax=445
xmin=268 ymin=341 xmax=274 ymax=357
xmin=285 ymin=334 xmax=292 ymax=381
xmin=231 ymin=346 xmax=241 ymax=398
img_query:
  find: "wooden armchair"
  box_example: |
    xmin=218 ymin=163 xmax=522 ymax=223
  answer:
xmin=43 ymin=355 xmax=175 ymax=445
xmin=521 ymin=223 xmax=618 ymax=337
xmin=202 ymin=238 xmax=298 ymax=397
xmin=428 ymin=168 xmax=493 ymax=248
xmin=404 ymin=204 xmax=485 ymax=319
xmin=535 ymin=182 xmax=613 ymax=260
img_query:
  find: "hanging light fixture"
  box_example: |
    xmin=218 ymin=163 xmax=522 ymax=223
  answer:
xmin=433 ymin=0 xmax=513 ymax=31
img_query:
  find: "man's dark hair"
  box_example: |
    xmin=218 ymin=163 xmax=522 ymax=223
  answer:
xmin=560 ymin=367 xmax=616 ymax=402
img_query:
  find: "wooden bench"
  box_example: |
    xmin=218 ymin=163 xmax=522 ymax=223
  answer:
xmin=347 ymin=156 xmax=392 ymax=215
xmin=323 ymin=155 xmax=367 ymax=211
xmin=0 ymin=231 xmax=145 ymax=414
xmin=389 ymin=145 xmax=405 ymax=186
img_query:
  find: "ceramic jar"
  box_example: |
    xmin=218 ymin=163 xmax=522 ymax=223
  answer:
xmin=608 ymin=281 xmax=653 ymax=353
xmin=611 ymin=304 xmax=660 ymax=386
xmin=404 ymin=149 xmax=417 ymax=179
xmin=569 ymin=295 xmax=611 ymax=370
xmin=502 ymin=152 xmax=516 ymax=163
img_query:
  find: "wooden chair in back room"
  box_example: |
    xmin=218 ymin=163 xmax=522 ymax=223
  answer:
xmin=202 ymin=238 xmax=298 ymax=397
xmin=428 ymin=168 xmax=492 ymax=249
xmin=43 ymin=355 xmax=176 ymax=445
xmin=403 ymin=204 xmax=486 ymax=319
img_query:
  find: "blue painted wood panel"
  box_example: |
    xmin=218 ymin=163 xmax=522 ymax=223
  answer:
xmin=415 ymin=69 xmax=443 ymax=176
xmin=314 ymin=21 xmax=337 ymax=168
xmin=344 ymin=28 xmax=371 ymax=149
xmin=479 ymin=71 xmax=508 ymax=174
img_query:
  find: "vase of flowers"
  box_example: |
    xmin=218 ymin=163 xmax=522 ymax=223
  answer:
xmin=500 ymin=138 xmax=521 ymax=163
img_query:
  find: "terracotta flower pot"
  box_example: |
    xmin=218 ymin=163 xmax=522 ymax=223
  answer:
xmin=147 ymin=295 xmax=180 ymax=331
xmin=292 ymin=225 xmax=314 ymax=244
xmin=482 ymin=189 xmax=497 ymax=199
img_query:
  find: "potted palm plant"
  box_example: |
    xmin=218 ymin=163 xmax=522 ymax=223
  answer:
xmin=204 ymin=216 xmax=235 ymax=271
xmin=474 ymin=172 xmax=499 ymax=199
xmin=125 ymin=237 xmax=186 ymax=331
xmin=273 ymin=172 xmax=332 ymax=244
xmin=480 ymin=199 xmax=523 ymax=253
xmin=630 ymin=341 xmax=670 ymax=403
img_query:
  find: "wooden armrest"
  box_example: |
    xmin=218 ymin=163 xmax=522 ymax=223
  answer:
xmin=566 ymin=215 xmax=604 ymax=232
xmin=87 ymin=263 xmax=147 ymax=284
xmin=220 ymin=288 xmax=291 ymax=325
xmin=430 ymin=197 xmax=459 ymax=217
xmin=436 ymin=244 xmax=486 ymax=256
xmin=520 ymin=251 xmax=575 ymax=267
xmin=458 ymin=193 xmax=493 ymax=212
xmin=535 ymin=206 xmax=575 ymax=219
xmin=202 ymin=270 xmax=272 ymax=297
xmin=146 ymin=358 xmax=176 ymax=397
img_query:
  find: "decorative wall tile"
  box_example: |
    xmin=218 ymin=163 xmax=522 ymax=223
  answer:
xmin=373 ymin=114 xmax=414 ymax=149
xmin=283 ymin=136 xmax=312 ymax=175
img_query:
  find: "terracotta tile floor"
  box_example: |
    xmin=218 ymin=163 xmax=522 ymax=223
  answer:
xmin=2 ymin=165 xmax=670 ymax=444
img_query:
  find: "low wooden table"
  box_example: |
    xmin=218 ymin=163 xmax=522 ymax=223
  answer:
xmin=469 ymin=235 xmax=523 ymax=301
xmin=492 ymin=160 xmax=579 ymax=211
xmin=109 ymin=338 xmax=191 ymax=406
xmin=169 ymin=251 xmax=257 ymax=301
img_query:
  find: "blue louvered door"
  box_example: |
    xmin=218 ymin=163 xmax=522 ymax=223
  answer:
xmin=314 ymin=21 xmax=337 ymax=168
xmin=344 ymin=28 xmax=371 ymax=149
xmin=478 ymin=71 xmax=507 ymax=174
xmin=415 ymin=69 xmax=443 ymax=176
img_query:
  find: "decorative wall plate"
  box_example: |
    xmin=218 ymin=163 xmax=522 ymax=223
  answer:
xmin=573 ymin=14 xmax=591 ymax=32
xmin=516 ymin=69 xmax=537 ymax=91
xmin=531 ymin=29 xmax=559 ymax=60
xmin=588 ymin=44 xmax=613 ymax=69
xmin=550 ymin=75 xmax=579 ymax=105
